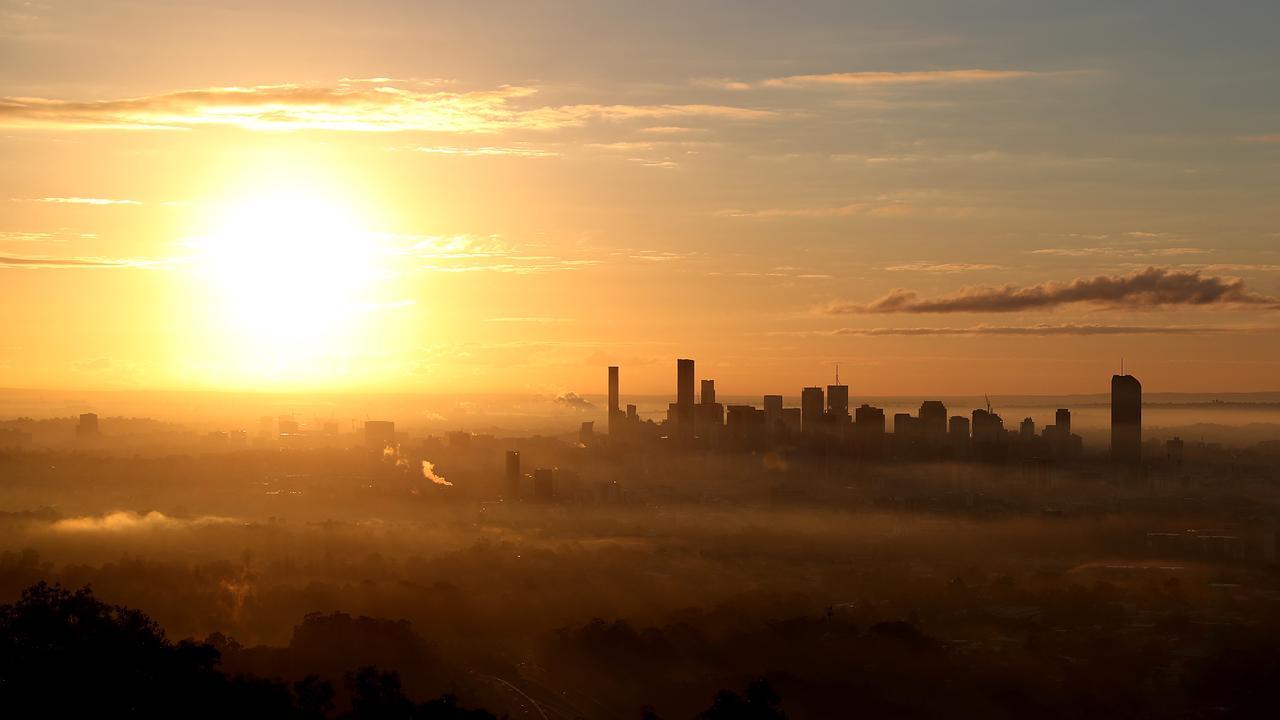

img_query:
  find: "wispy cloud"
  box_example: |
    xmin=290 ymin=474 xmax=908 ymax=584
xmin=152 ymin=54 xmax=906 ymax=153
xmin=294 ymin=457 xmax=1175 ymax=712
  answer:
xmin=761 ymin=69 xmax=1038 ymax=88
xmin=826 ymin=324 xmax=1257 ymax=336
xmin=0 ymin=81 xmax=774 ymax=133
xmin=0 ymin=253 xmax=153 ymax=269
xmin=884 ymin=261 xmax=1006 ymax=273
xmin=716 ymin=198 xmax=927 ymax=219
xmin=388 ymin=233 xmax=600 ymax=274
xmin=11 ymin=196 xmax=142 ymax=205
xmin=826 ymin=266 xmax=1280 ymax=314
xmin=483 ymin=316 xmax=575 ymax=324
xmin=1031 ymin=246 xmax=1210 ymax=258
xmin=1236 ymin=134 xmax=1280 ymax=143
xmin=404 ymin=144 xmax=558 ymax=157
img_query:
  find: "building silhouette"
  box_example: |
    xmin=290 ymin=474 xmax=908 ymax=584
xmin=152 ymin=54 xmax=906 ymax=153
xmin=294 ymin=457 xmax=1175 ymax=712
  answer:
xmin=75 ymin=412 xmax=99 ymax=440
xmin=1111 ymin=373 xmax=1142 ymax=464
xmin=607 ymin=366 xmax=620 ymax=438
xmin=800 ymin=387 xmax=824 ymax=436
xmin=364 ymin=420 xmax=396 ymax=451
xmin=676 ymin=358 xmax=695 ymax=441
xmin=504 ymin=450 xmax=521 ymax=499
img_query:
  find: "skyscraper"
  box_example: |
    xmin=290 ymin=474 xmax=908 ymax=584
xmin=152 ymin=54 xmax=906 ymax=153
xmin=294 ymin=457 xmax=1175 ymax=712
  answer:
xmin=1111 ymin=373 xmax=1142 ymax=464
xmin=918 ymin=401 xmax=948 ymax=439
xmin=608 ymin=366 xmax=620 ymax=437
xmin=763 ymin=395 xmax=783 ymax=439
xmin=504 ymin=450 xmax=521 ymax=499
xmin=854 ymin=404 xmax=885 ymax=458
xmin=1055 ymin=408 xmax=1071 ymax=436
xmin=801 ymin=386 xmax=824 ymax=435
xmin=677 ymin=358 xmax=695 ymax=439
xmin=701 ymin=379 xmax=716 ymax=405
xmin=826 ymin=384 xmax=849 ymax=422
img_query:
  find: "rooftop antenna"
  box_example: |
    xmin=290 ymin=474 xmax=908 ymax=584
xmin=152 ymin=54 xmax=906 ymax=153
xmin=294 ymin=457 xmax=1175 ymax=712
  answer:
xmin=985 ymin=394 xmax=992 ymax=414
xmin=835 ymin=362 xmax=840 ymax=386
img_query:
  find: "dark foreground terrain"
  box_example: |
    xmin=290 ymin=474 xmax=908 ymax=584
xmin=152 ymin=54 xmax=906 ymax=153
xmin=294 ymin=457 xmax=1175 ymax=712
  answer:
xmin=2 ymin=445 xmax=1280 ymax=717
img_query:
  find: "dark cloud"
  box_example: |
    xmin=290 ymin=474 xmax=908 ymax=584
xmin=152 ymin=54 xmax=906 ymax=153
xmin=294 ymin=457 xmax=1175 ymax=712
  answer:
xmin=830 ymin=324 xmax=1255 ymax=337
xmin=827 ymin=267 xmax=1279 ymax=314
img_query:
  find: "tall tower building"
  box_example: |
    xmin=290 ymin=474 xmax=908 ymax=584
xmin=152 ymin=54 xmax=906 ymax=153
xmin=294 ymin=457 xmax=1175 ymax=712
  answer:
xmin=763 ymin=395 xmax=783 ymax=438
xmin=608 ymin=366 xmax=620 ymax=437
xmin=700 ymin=379 xmax=716 ymax=405
xmin=1055 ymin=408 xmax=1071 ymax=436
xmin=676 ymin=358 xmax=695 ymax=439
xmin=918 ymin=401 xmax=948 ymax=439
xmin=504 ymin=450 xmax=521 ymax=500
xmin=1111 ymin=373 xmax=1142 ymax=464
xmin=826 ymin=385 xmax=849 ymax=422
xmin=801 ymin=386 xmax=825 ymax=435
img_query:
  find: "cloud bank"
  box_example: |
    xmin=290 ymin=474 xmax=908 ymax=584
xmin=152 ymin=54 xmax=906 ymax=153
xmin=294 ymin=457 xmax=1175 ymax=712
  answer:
xmin=0 ymin=81 xmax=774 ymax=133
xmin=830 ymin=324 xmax=1254 ymax=337
xmin=827 ymin=267 xmax=1279 ymax=314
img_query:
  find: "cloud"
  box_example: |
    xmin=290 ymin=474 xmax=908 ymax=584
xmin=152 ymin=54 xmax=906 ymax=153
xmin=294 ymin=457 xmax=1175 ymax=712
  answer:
xmin=0 ymin=81 xmax=774 ymax=133
xmin=827 ymin=324 xmax=1255 ymax=336
xmin=49 ymin=510 xmax=238 ymax=533
xmin=484 ymin=317 xmax=575 ymax=324
xmin=1030 ymin=246 xmax=1210 ymax=258
xmin=0 ymin=253 xmax=145 ymax=268
xmin=826 ymin=266 xmax=1280 ymax=314
xmin=388 ymin=234 xmax=602 ymax=274
xmin=884 ymin=262 xmax=1006 ymax=273
xmin=1236 ymin=134 xmax=1280 ymax=143
xmin=717 ymin=202 xmax=869 ymax=219
xmin=11 ymin=196 xmax=141 ymax=205
xmin=761 ymin=69 xmax=1038 ymax=88
xmin=405 ymin=144 xmax=558 ymax=157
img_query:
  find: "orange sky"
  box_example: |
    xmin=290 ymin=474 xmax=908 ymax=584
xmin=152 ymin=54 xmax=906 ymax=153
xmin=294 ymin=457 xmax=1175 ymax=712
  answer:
xmin=1 ymin=1 xmax=1278 ymax=396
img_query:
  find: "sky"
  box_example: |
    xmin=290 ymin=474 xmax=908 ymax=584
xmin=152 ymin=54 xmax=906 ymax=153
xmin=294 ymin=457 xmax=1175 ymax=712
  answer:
xmin=1 ymin=0 xmax=1279 ymax=397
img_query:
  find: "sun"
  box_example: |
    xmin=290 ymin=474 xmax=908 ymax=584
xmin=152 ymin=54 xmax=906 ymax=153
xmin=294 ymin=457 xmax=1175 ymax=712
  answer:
xmin=192 ymin=186 xmax=386 ymax=381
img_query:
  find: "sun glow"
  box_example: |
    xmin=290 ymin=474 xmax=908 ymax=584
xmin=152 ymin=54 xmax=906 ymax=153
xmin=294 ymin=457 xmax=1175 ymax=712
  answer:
xmin=192 ymin=187 xmax=387 ymax=382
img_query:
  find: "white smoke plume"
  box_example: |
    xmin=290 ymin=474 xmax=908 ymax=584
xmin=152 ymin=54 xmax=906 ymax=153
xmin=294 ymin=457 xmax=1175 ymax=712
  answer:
xmin=422 ymin=460 xmax=453 ymax=486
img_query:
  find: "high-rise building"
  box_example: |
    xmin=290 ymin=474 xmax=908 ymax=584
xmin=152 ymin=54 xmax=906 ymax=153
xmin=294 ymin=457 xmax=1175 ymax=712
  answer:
xmin=1111 ymin=373 xmax=1142 ymax=464
xmin=676 ymin=358 xmax=695 ymax=440
xmin=504 ymin=450 xmax=521 ymax=499
xmin=826 ymin=385 xmax=850 ymax=422
xmin=364 ymin=420 xmax=396 ymax=451
xmin=701 ymin=379 xmax=716 ymax=405
xmin=801 ymin=387 xmax=825 ymax=435
xmin=76 ymin=412 xmax=99 ymax=439
xmin=1055 ymin=408 xmax=1071 ymax=436
xmin=534 ymin=468 xmax=555 ymax=501
xmin=608 ymin=366 xmax=620 ymax=437
xmin=1020 ymin=417 xmax=1035 ymax=439
xmin=763 ymin=395 xmax=784 ymax=439
xmin=919 ymin=401 xmax=947 ymax=439
xmin=278 ymin=416 xmax=299 ymax=435
xmin=949 ymin=415 xmax=970 ymax=439
xmin=854 ymin=404 xmax=885 ymax=458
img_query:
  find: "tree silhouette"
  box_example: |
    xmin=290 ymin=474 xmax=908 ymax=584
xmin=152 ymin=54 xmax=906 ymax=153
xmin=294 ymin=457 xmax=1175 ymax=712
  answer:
xmin=696 ymin=680 xmax=787 ymax=720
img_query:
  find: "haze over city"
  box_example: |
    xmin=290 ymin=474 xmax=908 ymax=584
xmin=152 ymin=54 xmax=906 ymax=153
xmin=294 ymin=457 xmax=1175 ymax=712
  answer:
xmin=3 ymin=2 xmax=1280 ymax=719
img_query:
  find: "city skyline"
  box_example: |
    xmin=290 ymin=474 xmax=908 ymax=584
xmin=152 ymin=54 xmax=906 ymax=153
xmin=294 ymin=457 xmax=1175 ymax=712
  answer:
xmin=2 ymin=1 xmax=1280 ymax=395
